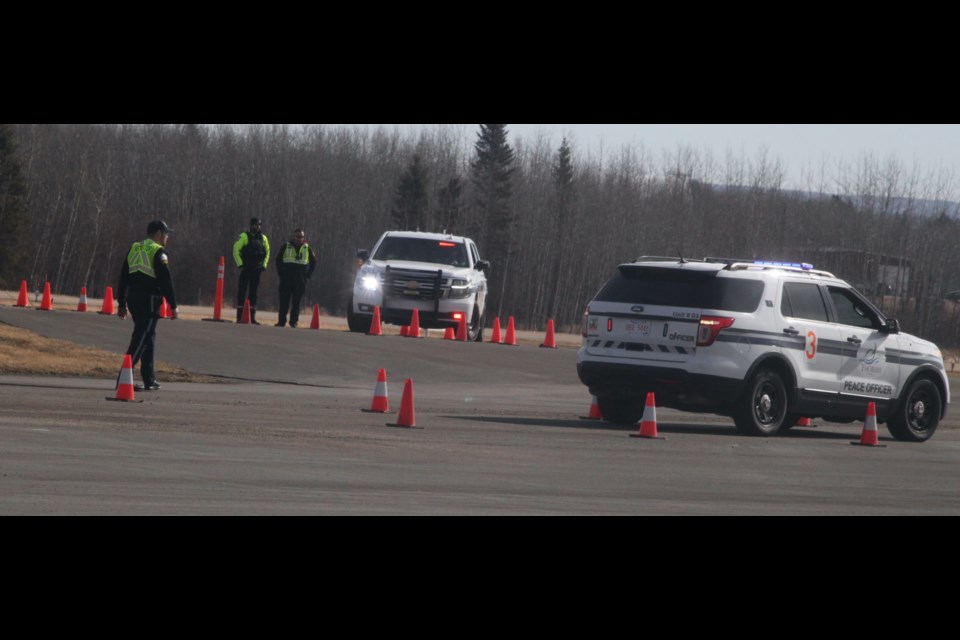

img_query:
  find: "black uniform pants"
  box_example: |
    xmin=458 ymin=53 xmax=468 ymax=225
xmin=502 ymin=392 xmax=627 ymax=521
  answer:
xmin=237 ymin=266 xmax=262 ymax=310
xmin=278 ymin=277 xmax=306 ymax=325
xmin=125 ymin=290 xmax=160 ymax=384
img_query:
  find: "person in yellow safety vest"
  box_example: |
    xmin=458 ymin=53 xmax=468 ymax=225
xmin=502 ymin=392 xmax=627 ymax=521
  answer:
xmin=233 ymin=217 xmax=270 ymax=324
xmin=117 ymin=219 xmax=178 ymax=391
xmin=274 ymin=228 xmax=318 ymax=328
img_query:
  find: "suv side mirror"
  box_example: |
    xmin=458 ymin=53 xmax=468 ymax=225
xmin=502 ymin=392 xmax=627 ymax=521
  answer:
xmin=882 ymin=318 xmax=901 ymax=334
xmin=476 ymin=260 xmax=490 ymax=273
xmin=357 ymin=249 xmax=370 ymax=262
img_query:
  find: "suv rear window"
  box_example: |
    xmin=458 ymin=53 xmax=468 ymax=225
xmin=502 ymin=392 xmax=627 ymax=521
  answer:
xmin=595 ymin=267 xmax=764 ymax=312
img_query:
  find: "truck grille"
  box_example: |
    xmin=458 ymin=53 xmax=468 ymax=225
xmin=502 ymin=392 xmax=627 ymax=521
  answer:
xmin=384 ymin=268 xmax=444 ymax=301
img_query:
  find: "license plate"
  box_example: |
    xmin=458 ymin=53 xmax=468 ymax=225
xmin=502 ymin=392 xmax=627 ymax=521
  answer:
xmin=625 ymin=320 xmax=651 ymax=336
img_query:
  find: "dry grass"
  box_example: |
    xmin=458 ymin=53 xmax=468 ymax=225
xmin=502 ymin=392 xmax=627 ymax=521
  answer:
xmin=0 ymin=323 xmax=220 ymax=382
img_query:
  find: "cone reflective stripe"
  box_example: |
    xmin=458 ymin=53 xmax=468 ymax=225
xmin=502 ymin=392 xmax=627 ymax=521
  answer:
xmin=443 ymin=327 xmax=456 ymax=340
xmin=310 ymin=304 xmax=321 ymax=330
xmin=503 ymin=317 xmax=517 ymax=346
xmin=490 ymin=317 xmax=502 ymax=344
xmin=456 ymin=314 xmax=468 ymax=341
xmin=630 ymin=393 xmax=666 ymax=440
xmin=408 ymin=309 xmax=421 ymax=338
xmin=159 ymin=297 xmax=172 ymax=319
xmin=39 ymin=282 xmax=53 ymax=311
xmin=370 ymin=368 xmax=389 ymax=413
xmin=76 ymin=287 xmax=88 ymax=312
xmin=99 ymin=286 xmax=115 ymax=315
xmin=540 ymin=319 xmax=557 ymax=348
xmin=852 ymin=402 xmax=884 ymax=447
xmin=15 ymin=280 xmax=29 ymax=307
xmin=106 ymin=355 xmax=142 ymax=403
xmin=368 ymin=306 xmax=383 ymax=336
xmin=239 ymin=299 xmax=251 ymax=324
xmin=213 ymin=257 xmax=225 ymax=321
xmin=388 ymin=379 xmax=417 ymax=428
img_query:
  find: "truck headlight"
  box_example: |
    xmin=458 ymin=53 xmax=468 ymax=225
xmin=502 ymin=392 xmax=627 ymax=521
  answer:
xmin=449 ymin=278 xmax=471 ymax=298
xmin=361 ymin=275 xmax=380 ymax=291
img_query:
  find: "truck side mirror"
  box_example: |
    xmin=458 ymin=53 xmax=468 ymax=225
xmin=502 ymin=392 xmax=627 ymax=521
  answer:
xmin=476 ymin=260 xmax=490 ymax=273
xmin=357 ymin=249 xmax=370 ymax=262
xmin=883 ymin=318 xmax=900 ymax=334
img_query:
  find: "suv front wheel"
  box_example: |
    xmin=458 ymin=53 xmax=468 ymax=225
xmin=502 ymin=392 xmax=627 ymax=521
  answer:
xmin=887 ymin=378 xmax=941 ymax=442
xmin=734 ymin=369 xmax=789 ymax=437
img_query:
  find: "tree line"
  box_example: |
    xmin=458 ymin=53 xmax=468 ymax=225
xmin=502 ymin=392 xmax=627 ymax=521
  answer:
xmin=3 ymin=123 xmax=960 ymax=347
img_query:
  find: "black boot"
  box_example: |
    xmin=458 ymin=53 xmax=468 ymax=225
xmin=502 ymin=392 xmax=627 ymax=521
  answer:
xmin=236 ymin=307 xmax=243 ymax=323
xmin=251 ymin=308 xmax=261 ymax=325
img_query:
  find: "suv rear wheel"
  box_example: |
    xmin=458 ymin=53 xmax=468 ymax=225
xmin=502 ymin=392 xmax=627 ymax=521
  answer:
xmin=734 ymin=369 xmax=788 ymax=437
xmin=887 ymin=378 xmax=941 ymax=442
xmin=598 ymin=394 xmax=644 ymax=426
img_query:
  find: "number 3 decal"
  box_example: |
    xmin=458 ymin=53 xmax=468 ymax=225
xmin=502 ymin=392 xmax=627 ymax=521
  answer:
xmin=806 ymin=331 xmax=817 ymax=360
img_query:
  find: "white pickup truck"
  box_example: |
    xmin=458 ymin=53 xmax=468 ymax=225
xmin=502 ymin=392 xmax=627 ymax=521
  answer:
xmin=348 ymin=231 xmax=489 ymax=341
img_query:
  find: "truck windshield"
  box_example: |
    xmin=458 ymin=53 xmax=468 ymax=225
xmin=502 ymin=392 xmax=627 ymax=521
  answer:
xmin=373 ymin=237 xmax=469 ymax=268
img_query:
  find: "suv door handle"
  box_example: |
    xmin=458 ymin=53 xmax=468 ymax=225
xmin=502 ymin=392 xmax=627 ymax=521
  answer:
xmin=783 ymin=327 xmax=800 ymax=336
xmin=847 ymin=336 xmax=862 ymax=345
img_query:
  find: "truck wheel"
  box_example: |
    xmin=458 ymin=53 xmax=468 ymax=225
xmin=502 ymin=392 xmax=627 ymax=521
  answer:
xmin=346 ymin=297 xmax=372 ymax=334
xmin=887 ymin=378 xmax=941 ymax=442
xmin=597 ymin=394 xmax=644 ymax=426
xmin=734 ymin=369 xmax=788 ymax=437
xmin=469 ymin=307 xmax=484 ymax=342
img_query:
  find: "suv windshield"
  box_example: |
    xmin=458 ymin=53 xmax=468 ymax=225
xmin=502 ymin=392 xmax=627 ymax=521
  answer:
xmin=374 ymin=237 xmax=469 ymax=268
xmin=596 ymin=266 xmax=764 ymax=313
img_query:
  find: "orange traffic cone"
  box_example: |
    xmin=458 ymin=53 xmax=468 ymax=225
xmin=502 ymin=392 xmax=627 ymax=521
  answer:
xmin=456 ymin=314 xmax=468 ymax=341
xmin=630 ymin=393 xmax=666 ymax=440
xmin=795 ymin=417 xmax=814 ymax=427
xmin=581 ymin=395 xmax=603 ymax=421
xmin=15 ymin=280 xmax=29 ymax=307
xmin=76 ymin=287 xmax=88 ymax=312
xmin=851 ymin=402 xmax=885 ymax=447
xmin=364 ymin=368 xmax=390 ymax=413
xmin=443 ymin=327 xmax=456 ymax=340
xmin=400 ymin=325 xmax=410 ymax=337
xmin=239 ymin=299 xmax=251 ymax=324
xmin=99 ymin=286 xmax=115 ymax=315
xmin=387 ymin=379 xmax=420 ymax=428
xmin=159 ymin=297 xmax=172 ymax=319
xmin=310 ymin=304 xmax=321 ymax=330
xmin=490 ymin=317 xmax=502 ymax=344
xmin=38 ymin=282 xmax=53 ymax=311
xmin=503 ymin=317 xmax=517 ymax=346
xmin=408 ymin=309 xmax=421 ymax=338
xmin=368 ymin=306 xmax=383 ymax=336
xmin=106 ymin=355 xmax=142 ymax=403
xmin=540 ymin=319 xmax=557 ymax=348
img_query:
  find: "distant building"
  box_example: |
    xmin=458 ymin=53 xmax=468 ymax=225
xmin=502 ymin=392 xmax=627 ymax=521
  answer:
xmin=804 ymin=248 xmax=912 ymax=298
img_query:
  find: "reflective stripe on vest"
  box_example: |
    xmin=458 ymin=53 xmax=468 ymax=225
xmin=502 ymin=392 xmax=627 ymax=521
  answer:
xmin=282 ymin=243 xmax=310 ymax=265
xmin=128 ymin=239 xmax=163 ymax=278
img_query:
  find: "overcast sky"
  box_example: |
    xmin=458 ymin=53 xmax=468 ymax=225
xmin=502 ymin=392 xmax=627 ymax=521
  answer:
xmin=335 ymin=124 xmax=960 ymax=190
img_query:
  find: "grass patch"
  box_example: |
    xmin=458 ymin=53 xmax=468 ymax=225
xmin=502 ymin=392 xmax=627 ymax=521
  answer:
xmin=0 ymin=322 xmax=220 ymax=382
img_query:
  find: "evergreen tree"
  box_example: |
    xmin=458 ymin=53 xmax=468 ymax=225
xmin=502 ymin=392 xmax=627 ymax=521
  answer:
xmin=391 ymin=154 xmax=429 ymax=231
xmin=549 ymin=137 xmax=575 ymax=317
xmin=470 ymin=124 xmax=515 ymax=316
xmin=0 ymin=124 xmax=29 ymax=288
xmin=435 ymin=176 xmax=463 ymax=234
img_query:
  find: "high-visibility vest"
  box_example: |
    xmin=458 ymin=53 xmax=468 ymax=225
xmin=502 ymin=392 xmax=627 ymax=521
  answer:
xmin=127 ymin=239 xmax=163 ymax=278
xmin=282 ymin=243 xmax=311 ymax=265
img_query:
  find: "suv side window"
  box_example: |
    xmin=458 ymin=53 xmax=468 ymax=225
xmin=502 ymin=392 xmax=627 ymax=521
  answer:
xmin=828 ymin=286 xmax=881 ymax=330
xmin=469 ymin=242 xmax=480 ymax=267
xmin=781 ymin=282 xmax=829 ymax=322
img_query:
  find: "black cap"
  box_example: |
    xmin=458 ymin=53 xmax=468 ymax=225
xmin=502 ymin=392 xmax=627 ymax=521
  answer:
xmin=250 ymin=217 xmax=262 ymax=226
xmin=147 ymin=220 xmax=173 ymax=235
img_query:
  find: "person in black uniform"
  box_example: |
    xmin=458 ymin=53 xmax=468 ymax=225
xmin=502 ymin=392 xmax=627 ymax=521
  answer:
xmin=233 ymin=217 xmax=270 ymax=324
xmin=117 ymin=220 xmax=178 ymax=391
xmin=275 ymin=228 xmax=318 ymax=327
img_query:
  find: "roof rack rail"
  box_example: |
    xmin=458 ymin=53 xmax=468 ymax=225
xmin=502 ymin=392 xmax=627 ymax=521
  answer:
xmin=634 ymin=256 xmax=705 ymax=263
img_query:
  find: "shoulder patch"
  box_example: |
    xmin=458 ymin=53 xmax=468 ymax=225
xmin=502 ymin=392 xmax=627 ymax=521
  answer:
xmin=160 ymin=252 xmax=169 ymax=265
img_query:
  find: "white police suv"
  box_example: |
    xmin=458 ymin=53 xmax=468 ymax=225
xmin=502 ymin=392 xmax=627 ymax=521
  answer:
xmin=348 ymin=231 xmax=489 ymax=340
xmin=577 ymin=257 xmax=949 ymax=441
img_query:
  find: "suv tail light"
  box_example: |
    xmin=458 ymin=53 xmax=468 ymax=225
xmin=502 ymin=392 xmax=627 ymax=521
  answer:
xmin=581 ymin=305 xmax=590 ymax=337
xmin=697 ymin=316 xmax=735 ymax=347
